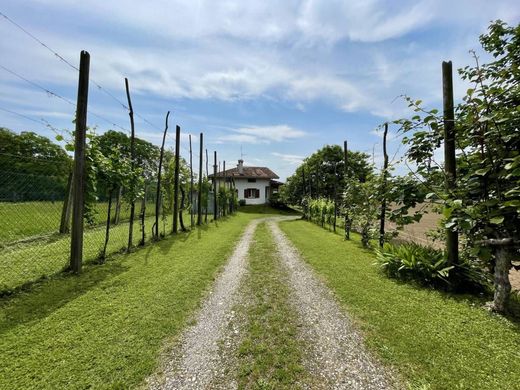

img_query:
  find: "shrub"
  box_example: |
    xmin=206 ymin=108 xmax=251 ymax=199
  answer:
xmin=238 ymin=199 xmax=246 ymax=207
xmin=375 ymin=242 xmax=490 ymax=292
xmin=269 ymin=193 xmax=290 ymax=210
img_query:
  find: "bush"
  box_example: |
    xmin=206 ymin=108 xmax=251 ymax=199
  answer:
xmin=269 ymin=193 xmax=290 ymax=210
xmin=375 ymin=242 xmax=490 ymax=292
xmin=238 ymin=199 xmax=246 ymax=207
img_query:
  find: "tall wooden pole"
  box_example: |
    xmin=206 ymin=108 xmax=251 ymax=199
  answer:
xmin=154 ymin=112 xmax=169 ymax=239
xmin=343 ymin=140 xmax=350 ymax=240
xmin=205 ymin=148 xmax=209 ymax=223
xmin=442 ymin=61 xmax=459 ymax=265
xmin=59 ymin=170 xmax=73 ymax=233
xmin=189 ymin=134 xmax=194 ymax=228
xmin=213 ymin=151 xmax=218 ymax=220
xmin=172 ymin=125 xmax=181 ymax=233
xmin=223 ymin=160 xmax=226 ymax=217
xmin=125 ymin=77 xmax=136 ymax=250
xmin=379 ymin=124 xmax=389 ymax=248
xmin=70 ymin=50 xmax=89 ymax=274
xmin=197 ymin=133 xmax=203 ymax=225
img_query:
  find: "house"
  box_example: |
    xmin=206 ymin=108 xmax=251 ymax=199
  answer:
xmin=210 ymin=159 xmax=281 ymax=205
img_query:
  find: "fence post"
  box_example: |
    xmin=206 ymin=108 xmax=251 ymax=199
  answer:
xmin=154 ymin=111 xmax=169 ymax=239
xmin=223 ymin=160 xmax=227 ymax=217
xmin=197 ymin=133 xmax=203 ymax=225
xmin=70 ymin=50 xmax=90 ymax=274
xmin=125 ymin=77 xmax=136 ymax=250
xmin=343 ymin=140 xmax=350 ymax=240
xmin=213 ymin=151 xmax=218 ymax=220
xmin=205 ymin=148 xmax=209 ymax=223
xmin=59 ymin=170 xmax=73 ymax=233
xmin=379 ymin=123 xmax=389 ymax=248
xmin=442 ymin=61 xmax=459 ymax=265
xmin=189 ymin=134 xmax=194 ymax=228
xmin=172 ymin=125 xmax=181 ymax=233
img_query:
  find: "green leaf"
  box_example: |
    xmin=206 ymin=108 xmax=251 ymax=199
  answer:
xmin=490 ymin=216 xmax=504 ymax=224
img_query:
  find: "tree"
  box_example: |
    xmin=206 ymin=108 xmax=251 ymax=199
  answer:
xmin=0 ymin=128 xmax=71 ymax=201
xmin=397 ymin=21 xmax=520 ymax=312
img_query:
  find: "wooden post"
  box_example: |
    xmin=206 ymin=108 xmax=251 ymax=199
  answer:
xmin=173 ymin=125 xmax=181 ymax=233
xmin=154 ymin=111 xmax=169 ymax=239
xmin=139 ymin=181 xmax=146 ymax=245
xmin=189 ymin=134 xmax=194 ymax=228
xmin=442 ymin=61 xmax=459 ymax=265
xmin=213 ymin=151 xmax=218 ymax=220
xmin=379 ymin=123 xmax=389 ymax=248
xmin=344 ymin=140 xmax=350 ymax=240
xmin=333 ymin=163 xmax=337 ymax=232
xmin=70 ymin=50 xmax=89 ymax=274
xmin=197 ymin=133 xmax=203 ymax=225
xmin=113 ymin=187 xmax=122 ymax=225
xmin=223 ymin=160 xmax=226 ymax=217
xmin=205 ymin=148 xmax=209 ymax=223
xmin=59 ymin=170 xmax=73 ymax=233
xmin=125 ymin=77 xmax=136 ymax=250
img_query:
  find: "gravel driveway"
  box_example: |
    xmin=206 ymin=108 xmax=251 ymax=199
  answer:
xmin=149 ymin=216 xmax=395 ymax=389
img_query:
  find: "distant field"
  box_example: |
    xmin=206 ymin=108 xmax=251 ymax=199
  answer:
xmin=0 ymin=201 xmax=157 ymax=246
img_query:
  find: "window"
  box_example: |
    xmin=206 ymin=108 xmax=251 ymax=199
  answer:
xmin=244 ymin=188 xmax=260 ymax=199
xmin=247 ymin=178 xmax=256 ymax=183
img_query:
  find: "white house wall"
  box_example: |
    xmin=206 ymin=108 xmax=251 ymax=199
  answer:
xmin=216 ymin=178 xmax=271 ymax=205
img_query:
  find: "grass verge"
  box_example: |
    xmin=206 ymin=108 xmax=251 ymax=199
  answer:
xmin=279 ymin=219 xmax=520 ymax=390
xmin=236 ymin=222 xmax=309 ymax=389
xmin=0 ymin=210 xmax=279 ymax=389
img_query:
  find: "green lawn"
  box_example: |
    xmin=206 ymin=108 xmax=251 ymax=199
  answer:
xmin=0 ymin=210 xmax=284 ymax=389
xmin=279 ymin=219 xmax=520 ymax=390
xmin=236 ymin=222 xmax=309 ymax=389
xmin=0 ymin=200 xmax=157 ymax=246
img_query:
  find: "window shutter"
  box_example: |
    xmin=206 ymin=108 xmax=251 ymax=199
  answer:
xmin=255 ymin=189 xmax=260 ymax=198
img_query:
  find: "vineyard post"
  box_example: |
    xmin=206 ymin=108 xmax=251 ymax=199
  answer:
xmin=197 ymin=133 xmax=203 ymax=225
xmin=205 ymin=148 xmax=209 ymax=223
xmin=213 ymin=151 xmax=218 ymax=220
xmin=333 ymin=163 xmax=337 ymax=232
xmin=139 ymin=182 xmax=146 ymax=245
xmin=172 ymin=125 xmax=181 ymax=233
xmin=343 ymin=140 xmax=350 ymax=240
xmin=125 ymin=77 xmax=136 ymax=250
xmin=442 ymin=61 xmax=459 ymax=265
xmin=59 ymin=170 xmax=73 ymax=233
xmin=70 ymin=50 xmax=90 ymax=274
xmin=223 ymin=160 xmax=227 ymax=217
xmin=379 ymin=123 xmax=389 ymax=248
xmin=189 ymin=134 xmax=194 ymax=228
xmin=154 ymin=111 xmax=169 ymax=240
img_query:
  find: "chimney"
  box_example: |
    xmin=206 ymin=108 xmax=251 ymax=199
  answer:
xmin=237 ymin=159 xmax=244 ymax=174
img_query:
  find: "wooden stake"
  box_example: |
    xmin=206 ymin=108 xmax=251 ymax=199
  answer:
xmin=205 ymin=148 xmax=209 ymax=223
xmin=213 ymin=151 xmax=218 ymax=220
xmin=70 ymin=50 xmax=90 ymax=274
xmin=379 ymin=123 xmax=389 ymax=248
xmin=173 ymin=125 xmax=181 ymax=233
xmin=154 ymin=111 xmax=169 ymax=239
xmin=125 ymin=77 xmax=136 ymax=250
xmin=197 ymin=133 xmax=203 ymax=225
xmin=59 ymin=170 xmax=73 ymax=233
xmin=189 ymin=134 xmax=194 ymax=228
xmin=442 ymin=61 xmax=459 ymax=265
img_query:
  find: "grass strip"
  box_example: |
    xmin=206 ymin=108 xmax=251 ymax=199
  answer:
xmin=0 ymin=211 xmax=280 ymax=389
xmin=236 ymin=222 xmax=309 ymax=389
xmin=279 ymin=219 xmax=520 ymax=390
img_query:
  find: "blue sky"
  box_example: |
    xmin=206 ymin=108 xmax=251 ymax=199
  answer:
xmin=1 ymin=0 xmax=519 ymax=180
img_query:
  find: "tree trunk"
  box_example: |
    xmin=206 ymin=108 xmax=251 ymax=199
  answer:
xmin=492 ymin=246 xmax=512 ymax=313
xmin=101 ymin=189 xmax=113 ymax=262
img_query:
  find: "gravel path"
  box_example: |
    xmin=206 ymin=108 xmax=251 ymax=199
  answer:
xmin=268 ymin=221 xmax=395 ymax=389
xmin=148 ymin=219 xmax=262 ymax=390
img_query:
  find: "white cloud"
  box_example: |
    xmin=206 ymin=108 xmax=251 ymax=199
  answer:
xmin=218 ymin=125 xmax=306 ymax=144
xmin=271 ymin=152 xmax=305 ymax=165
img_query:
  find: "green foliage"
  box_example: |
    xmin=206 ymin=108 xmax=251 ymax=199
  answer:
xmin=376 ymin=242 xmax=490 ymax=291
xmin=0 ymin=128 xmax=72 ymax=201
xmin=306 ymin=197 xmax=335 ymax=229
xmin=283 ymin=145 xmax=372 ymax=205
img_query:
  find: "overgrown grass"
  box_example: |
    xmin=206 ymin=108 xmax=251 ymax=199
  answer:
xmin=0 ymin=210 xmax=280 ymax=389
xmin=279 ymin=219 xmax=520 ymax=390
xmin=236 ymin=222 xmax=309 ymax=389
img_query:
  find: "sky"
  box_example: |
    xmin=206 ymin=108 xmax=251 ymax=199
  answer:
xmin=1 ymin=1 xmax=519 ymax=180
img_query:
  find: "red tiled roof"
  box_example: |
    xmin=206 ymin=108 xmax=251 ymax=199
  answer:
xmin=210 ymin=166 xmax=279 ymax=179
